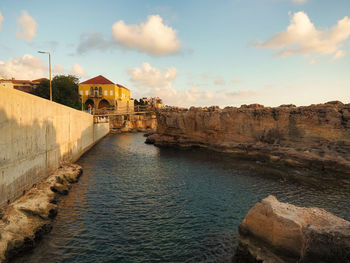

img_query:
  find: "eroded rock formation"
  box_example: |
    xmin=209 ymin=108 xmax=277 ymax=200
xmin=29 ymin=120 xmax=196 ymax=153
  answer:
xmin=110 ymin=114 xmax=157 ymax=133
xmin=234 ymin=195 xmax=350 ymax=262
xmin=0 ymin=164 xmax=82 ymax=262
xmin=147 ymin=102 xmax=350 ymax=177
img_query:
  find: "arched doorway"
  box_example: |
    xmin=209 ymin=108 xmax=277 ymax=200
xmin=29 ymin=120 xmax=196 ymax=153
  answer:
xmin=98 ymin=99 xmax=110 ymax=109
xmin=85 ymin=99 xmax=94 ymax=109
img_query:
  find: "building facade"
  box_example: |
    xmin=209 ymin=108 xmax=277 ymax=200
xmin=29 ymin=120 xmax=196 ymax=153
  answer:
xmin=78 ymin=75 xmax=133 ymax=113
xmin=0 ymin=77 xmax=47 ymax=93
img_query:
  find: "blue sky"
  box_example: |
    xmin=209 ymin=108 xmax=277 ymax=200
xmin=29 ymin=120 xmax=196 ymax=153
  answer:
xmin=0 ymin=0 xmax=349 ymax=107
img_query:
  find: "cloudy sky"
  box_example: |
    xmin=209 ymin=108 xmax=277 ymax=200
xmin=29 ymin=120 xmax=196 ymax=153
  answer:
xmin=0 ymin=0 xmax=349 ymax=107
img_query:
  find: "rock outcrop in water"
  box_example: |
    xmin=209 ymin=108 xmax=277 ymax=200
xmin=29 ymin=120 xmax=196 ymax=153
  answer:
xmin=0 ymin=164 xmax=82 ymax=262
xmin=146 ymin=102 xmax=350 ymax=177
xmin=110 ymin=114 xmax=157 ymax=133
xmin=234 ymin=195 xmax=350 ymax=263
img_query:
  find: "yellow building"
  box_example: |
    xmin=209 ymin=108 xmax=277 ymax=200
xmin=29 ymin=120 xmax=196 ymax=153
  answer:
xmin=79 ymin=75 xmax=133 ymax=112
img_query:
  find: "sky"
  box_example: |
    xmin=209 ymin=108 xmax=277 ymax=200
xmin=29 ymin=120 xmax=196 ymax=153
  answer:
xmin=0 ymin=0 xmax=349 ymax=107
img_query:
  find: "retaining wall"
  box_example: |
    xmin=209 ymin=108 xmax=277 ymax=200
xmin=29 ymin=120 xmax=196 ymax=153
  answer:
xmin=0 ymin=87 xmax=109 ymax=206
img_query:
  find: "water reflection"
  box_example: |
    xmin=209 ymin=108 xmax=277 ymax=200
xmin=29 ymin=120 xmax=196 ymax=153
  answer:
xmin=14 ymin=133 xmax=350 ymax=263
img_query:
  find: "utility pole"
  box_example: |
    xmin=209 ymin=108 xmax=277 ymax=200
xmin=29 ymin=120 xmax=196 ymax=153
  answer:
xmin=38 ymin=51 xmax=52 ymax=101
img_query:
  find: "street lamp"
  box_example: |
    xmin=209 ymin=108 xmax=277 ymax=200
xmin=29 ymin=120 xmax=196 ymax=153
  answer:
xmin=38 ymin=51 xmax=52 ymax=101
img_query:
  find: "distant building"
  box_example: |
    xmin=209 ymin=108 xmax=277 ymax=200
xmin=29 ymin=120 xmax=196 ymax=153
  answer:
xmin=78 ymin=75 xmax=133 ymax=112
xmin=138 ymin=97 xmax=163 ymax=109
xmin=0 ymin=77 xmax=48 ymax=94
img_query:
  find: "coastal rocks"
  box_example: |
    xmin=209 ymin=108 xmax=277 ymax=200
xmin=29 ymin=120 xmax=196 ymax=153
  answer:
xmin=234 ymin=195 xmax=350 ymax=263
xmin=147 ymin=102 xmax=350 ymax=177
xmin=0 ymin=164 xmax=82 ymax=263
xmin=109 ymin=114 xmax=157 ymax=133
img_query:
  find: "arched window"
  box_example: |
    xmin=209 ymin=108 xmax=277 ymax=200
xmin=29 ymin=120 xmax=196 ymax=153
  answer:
xmin=90 ymin=87 xmax=93 ymax=95
xmin=99 ymin=87 xmax=102 ymax=96
xmin=94 ymin=87 xmax=98 ymax=97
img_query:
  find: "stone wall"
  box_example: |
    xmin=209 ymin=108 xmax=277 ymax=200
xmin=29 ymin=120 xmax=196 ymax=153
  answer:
xmin=147 ymin=102 xmax=350 ymax=176
xmin=0 ymin=87 xmax=109 ymax=207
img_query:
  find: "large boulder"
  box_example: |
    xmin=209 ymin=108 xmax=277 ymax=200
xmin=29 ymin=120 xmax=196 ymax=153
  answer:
xmin=234 ymin=195 xmax=350 ymax=263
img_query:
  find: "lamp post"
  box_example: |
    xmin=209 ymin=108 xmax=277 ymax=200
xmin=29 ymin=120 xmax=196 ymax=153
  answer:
xmin=38 ymin=51 xmax=52 ymax=101
xmin=81 ymin=93 xmax=84 ymax=111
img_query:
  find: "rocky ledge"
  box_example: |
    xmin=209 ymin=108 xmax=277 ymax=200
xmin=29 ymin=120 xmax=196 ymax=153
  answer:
xmin=234 ymin=195 xmax=350 ymax=263
xmin=0 ymin=164 xmax=82 ymax=263
xmin=146 ymin=102 xmax=350 ymax=179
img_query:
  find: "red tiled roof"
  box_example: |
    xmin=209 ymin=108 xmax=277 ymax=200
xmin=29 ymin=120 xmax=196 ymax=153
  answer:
xmin=117 ymin=84 xmax=129 ymax=90
xmin=80 ymin=75 xmax=114 ymax=85
xmin=11 ymin=80 xmax=34 ymax=84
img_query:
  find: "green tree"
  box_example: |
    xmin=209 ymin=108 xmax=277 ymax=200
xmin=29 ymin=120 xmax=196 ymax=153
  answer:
xmin=33 ymin=75 xmax=82 ymax=110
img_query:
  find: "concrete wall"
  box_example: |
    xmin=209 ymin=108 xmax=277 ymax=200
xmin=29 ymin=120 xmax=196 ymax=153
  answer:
xmin=0 ymin=87 xmax=109 ymax=207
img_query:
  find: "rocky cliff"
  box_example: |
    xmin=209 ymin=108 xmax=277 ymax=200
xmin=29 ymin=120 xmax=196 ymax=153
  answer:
xmin=110 ymin=114 xmax=157 ymax=133
xmin=147 ymin=102 xmax=350 ymax=178
xmin=234 ymin=195 xmax=350 ymax=262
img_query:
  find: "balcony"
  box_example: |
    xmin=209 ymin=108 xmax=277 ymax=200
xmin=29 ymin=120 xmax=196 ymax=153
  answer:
xmin=88 ymin=93 xmax=103 ymax=98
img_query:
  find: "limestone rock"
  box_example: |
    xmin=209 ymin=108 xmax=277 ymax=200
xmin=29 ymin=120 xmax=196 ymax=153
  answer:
xmin=148 ymin=103 xmax=350 ymax=177
xmin=234 ymin=195 xmax=350 ymax=262
xmin=109 ymin=114 xmax=157 ymax=133
xmin=0 ymin=163 xmax=83 ymax=262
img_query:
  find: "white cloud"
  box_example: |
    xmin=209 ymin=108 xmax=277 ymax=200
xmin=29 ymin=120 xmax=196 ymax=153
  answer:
xmin=54 ymin=64 xmax=65 ymax=74
xmin=331 ymin=50 xmax=346 ymax=61
xmin=225 ymin=90 xmax=255 ymax=98
xmin=0 ymin=55 xmax=89 ymax=80
xmin=112 ymin=15 xmax=180 ymax=56
xmin=201 ymin=73 xmax=209 ymax=79
xmin=258 ymin=12 xmax=350 ymax=60
xmin=128 ymin=62 xmax=200 ymax=105
xmin=128 ymin=63 xmax=350 ymax=107
xmin=127 ymin=62 xmax=254 ymax=107
xmin=0 ymin=54 xmax=47 ymax=79
xmin=214 ymin=77 xmax=225 ymax=86
xmin=232 ymin=77 xmax=241 ymax=83
xmin=0 ymin=12 xmax=4 ymax=31
xmin=309 ymin=56 xmax=320 ymax=65
xmin=76 ymin=31 xmax=113 ymax=54
xmin=128 ymin=62 xmax=177 ymax=89
xmin=71 ymin=63 xmax=89 ymax=78
xmin=16 ymin=11 xmax=37 ymax=43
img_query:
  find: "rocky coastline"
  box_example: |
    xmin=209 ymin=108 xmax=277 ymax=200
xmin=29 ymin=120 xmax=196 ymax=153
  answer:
xmin=0 ymin=164 xmax=83 ymax=263
xmin=234 ymin=195 xmax=350 ymax=262
xmin=110 ymin=114 xmax=157 ymax=133
xmin=146 ymin=102 xmax=350 ymax=184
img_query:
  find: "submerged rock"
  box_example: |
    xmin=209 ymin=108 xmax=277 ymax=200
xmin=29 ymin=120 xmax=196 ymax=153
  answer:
xmin=234 ymin=195 xmax=350 ymax=263
xmin=0 ymin=164 xmax=82 ymax=263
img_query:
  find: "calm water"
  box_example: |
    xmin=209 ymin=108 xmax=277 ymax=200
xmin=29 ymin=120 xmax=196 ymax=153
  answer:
xmin=15 ymin=133 xmax=350 ymax=263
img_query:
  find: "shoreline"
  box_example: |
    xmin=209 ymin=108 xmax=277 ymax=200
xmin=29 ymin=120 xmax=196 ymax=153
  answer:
xmin=0 ymin=164 xmax=83 ymax=263
xmin=146 ymin=138 xmax=350 ymax=187
xmin=4 ymin=133 xmax=349 ymax=262
xmin=146 ymin=102 xmax=350 ymax=185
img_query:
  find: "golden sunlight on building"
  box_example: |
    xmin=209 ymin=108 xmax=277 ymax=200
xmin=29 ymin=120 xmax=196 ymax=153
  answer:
xmin=0 ymin=77 xmax=48 ymax=94
xmin=79 ymin=75 xmax=133 ymax=113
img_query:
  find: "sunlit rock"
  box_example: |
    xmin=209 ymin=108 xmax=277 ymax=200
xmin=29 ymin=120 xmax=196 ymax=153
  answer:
xmin=234 ymin=195 xmax=350 ymax=262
